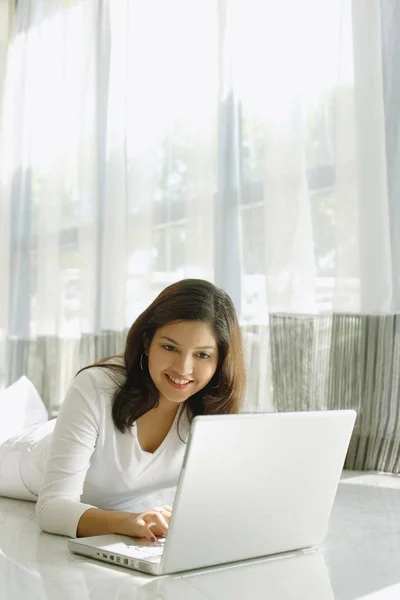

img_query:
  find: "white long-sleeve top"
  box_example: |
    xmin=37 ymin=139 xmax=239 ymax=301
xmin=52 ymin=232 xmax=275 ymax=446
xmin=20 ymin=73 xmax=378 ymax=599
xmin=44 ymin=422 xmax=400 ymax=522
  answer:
xmin=35 ymin=364 xmax=190 ymax=538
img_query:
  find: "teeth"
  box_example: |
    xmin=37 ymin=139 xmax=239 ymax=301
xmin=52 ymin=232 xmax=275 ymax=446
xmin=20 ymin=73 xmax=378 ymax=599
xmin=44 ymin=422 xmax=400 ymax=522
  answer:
xmin=168 ymin=375 xmax=191 ymax=385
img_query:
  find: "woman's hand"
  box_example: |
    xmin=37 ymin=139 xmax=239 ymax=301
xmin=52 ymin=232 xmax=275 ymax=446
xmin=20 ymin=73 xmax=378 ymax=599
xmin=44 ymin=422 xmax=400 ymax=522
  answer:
xmin=113 ymin=505 xmax=172 ymax=541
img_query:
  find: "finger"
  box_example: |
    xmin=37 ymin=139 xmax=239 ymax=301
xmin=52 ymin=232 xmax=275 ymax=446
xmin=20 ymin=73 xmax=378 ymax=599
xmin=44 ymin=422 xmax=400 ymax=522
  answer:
xmin=156 ymin=507 xmax=172 ymax=521
xmin=146 ymin=512 xmax=169 ymax=532
xmin=153 ymin=505 xmax=172 ymax=514
xmin=144 ymin=521 xmax=158 ymax=542
xmin=135 ymin=518 xmax=157 ymax=541
xmin=155 ymin=505 xmax=172 ymax=517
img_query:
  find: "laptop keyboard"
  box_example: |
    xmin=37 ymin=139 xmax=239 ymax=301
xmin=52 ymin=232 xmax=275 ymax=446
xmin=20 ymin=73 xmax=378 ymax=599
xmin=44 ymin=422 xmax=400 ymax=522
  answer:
xmin=126 ymin=538 xmax=165 ymax=559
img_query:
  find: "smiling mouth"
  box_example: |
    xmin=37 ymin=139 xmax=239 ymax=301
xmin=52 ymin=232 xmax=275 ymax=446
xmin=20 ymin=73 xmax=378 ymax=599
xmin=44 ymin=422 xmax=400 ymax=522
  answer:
xmin=165 ymin=374 xmax=194 ymax=389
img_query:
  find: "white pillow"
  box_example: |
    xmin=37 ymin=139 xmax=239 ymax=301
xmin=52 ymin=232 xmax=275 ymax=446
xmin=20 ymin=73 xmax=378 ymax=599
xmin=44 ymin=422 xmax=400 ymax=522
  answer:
xmin=0 ymin=376 xmax=48 ymax=445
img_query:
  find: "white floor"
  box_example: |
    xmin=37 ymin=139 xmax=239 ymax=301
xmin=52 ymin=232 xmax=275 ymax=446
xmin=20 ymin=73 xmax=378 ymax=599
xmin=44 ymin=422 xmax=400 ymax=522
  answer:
xmin=1 ymin=471 xmax=399 ymax=600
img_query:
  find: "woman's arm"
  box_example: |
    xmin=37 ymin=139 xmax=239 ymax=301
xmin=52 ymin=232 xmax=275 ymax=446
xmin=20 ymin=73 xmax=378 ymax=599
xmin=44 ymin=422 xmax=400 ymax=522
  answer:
xmin=76 ymin=506 xmax=171 ymax=540
xmin=36 ymin=370 xmax=171 ymax=539
xmin=36 ymin=371 xmax=103 ymax=537
xmin=76 ymin=508 xmax=132 ymax=537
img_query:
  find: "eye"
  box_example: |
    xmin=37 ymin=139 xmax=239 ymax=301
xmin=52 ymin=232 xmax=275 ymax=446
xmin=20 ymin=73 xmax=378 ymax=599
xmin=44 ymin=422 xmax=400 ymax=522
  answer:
xmin=162 ymin=345 xmax=176 ymax=352
xmin=197 ymin=352 xmax=211 ymax=360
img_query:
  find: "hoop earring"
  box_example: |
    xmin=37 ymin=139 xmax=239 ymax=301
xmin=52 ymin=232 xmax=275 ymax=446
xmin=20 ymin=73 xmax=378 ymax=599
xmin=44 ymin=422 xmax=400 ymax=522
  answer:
xmin=211 ymin=372 xmax=222 ymax=389
xmin=140 ymin=353 xmax=145 ymax=371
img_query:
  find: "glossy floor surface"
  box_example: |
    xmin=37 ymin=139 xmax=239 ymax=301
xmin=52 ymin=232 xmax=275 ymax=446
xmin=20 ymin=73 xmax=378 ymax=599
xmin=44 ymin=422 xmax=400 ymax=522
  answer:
xmin=1 ymin=472 xmax=399 ymax=600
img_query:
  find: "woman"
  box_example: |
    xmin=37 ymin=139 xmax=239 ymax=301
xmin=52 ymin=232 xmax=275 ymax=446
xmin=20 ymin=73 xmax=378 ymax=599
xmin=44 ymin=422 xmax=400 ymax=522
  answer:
xmin=0 ymin=279 xmax=246 ymax=541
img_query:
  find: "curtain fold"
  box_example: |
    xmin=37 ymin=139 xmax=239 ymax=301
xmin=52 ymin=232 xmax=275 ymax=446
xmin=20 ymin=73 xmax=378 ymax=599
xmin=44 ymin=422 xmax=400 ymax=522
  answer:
xmin=270 ymin=314 xmax=400 ymax=473
xmin=1 ymin=0 xmax=400 ymax=472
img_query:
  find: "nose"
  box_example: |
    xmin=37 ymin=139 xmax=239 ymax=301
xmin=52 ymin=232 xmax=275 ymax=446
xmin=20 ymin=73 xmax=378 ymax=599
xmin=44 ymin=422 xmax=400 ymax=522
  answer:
xmin=172 ymin=353 xmax=194 ymax=377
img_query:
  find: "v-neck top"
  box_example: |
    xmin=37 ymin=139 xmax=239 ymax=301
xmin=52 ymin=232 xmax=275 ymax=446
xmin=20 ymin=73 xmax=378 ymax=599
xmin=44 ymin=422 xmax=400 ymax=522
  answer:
xmin=35 ymin=363 xmax=190 ymax=538
xmin=132 ymin=403 xmax=181 ymax=456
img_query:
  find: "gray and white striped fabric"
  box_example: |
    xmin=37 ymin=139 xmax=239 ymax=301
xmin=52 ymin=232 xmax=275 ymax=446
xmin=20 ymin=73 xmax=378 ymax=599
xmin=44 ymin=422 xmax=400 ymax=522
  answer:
xmin=269 ymin=314 xmax=400 ymax=474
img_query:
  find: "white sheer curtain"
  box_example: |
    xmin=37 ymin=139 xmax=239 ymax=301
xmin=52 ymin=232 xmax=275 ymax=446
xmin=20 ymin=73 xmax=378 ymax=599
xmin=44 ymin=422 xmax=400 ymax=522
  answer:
xmin=237 ymin=0 xmax=392 ymax=315
xmin=0 ymin=1 xmax=396 ymax=421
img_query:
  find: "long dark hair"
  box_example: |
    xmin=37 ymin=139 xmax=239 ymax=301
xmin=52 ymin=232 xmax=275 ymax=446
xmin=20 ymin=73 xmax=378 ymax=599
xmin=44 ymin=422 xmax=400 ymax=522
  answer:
xmin=78 ymin=279 xmax=246 ymax=435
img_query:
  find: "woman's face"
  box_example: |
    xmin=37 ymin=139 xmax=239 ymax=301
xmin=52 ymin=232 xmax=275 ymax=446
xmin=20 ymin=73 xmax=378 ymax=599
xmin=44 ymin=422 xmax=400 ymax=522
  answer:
xmin=146 ymin=320 xmax=219 ymax=409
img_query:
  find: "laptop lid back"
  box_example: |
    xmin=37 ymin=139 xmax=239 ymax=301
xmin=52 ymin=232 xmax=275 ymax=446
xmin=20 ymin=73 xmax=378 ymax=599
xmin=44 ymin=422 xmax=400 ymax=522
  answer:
xmin=161 ymin=410 xmax=356 ymax=574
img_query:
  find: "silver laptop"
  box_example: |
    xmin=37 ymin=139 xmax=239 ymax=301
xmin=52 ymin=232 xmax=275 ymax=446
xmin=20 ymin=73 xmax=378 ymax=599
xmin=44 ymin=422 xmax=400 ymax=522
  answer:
xmin=69 ymin=410 xmax=356 ymax=575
